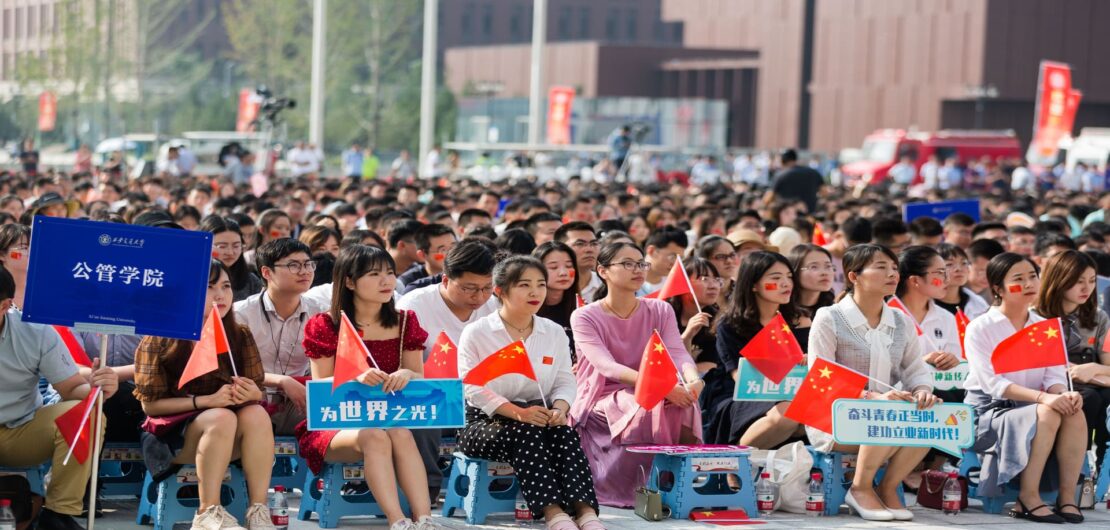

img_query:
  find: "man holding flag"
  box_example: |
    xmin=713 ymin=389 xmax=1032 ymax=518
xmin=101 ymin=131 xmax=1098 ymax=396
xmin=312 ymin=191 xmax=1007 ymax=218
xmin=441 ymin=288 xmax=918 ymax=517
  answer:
xmin=0 ymin=268 xmax=119 ymax=530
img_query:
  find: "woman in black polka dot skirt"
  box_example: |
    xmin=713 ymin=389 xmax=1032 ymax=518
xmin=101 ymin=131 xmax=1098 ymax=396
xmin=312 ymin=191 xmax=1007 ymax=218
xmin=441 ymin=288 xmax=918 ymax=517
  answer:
xmin=458 ymin=256 xmax=604 ymax=530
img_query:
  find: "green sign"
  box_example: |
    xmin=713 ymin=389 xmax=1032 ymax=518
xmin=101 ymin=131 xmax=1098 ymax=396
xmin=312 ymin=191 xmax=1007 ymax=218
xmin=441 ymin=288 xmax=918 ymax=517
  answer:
xmin=733 ymin=360 xmax=807 ymax=402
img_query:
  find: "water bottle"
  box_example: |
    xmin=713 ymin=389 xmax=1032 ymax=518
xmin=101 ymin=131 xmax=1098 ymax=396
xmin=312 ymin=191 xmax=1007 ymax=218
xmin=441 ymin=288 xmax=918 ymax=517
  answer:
xmin=756 ymin=471 xmax=777 ymax=516
xmin=269 ymin=486 xmax=289 ymax=530
xmin=0 ymin=499 xmax=14 ymax=530
xmin=805 ymin=472 xmax=824 ymax=517
xmin=942 ymin=472 xmax=962 ymax=515
xmin=514 ymin=491 xmax=532 ymax=526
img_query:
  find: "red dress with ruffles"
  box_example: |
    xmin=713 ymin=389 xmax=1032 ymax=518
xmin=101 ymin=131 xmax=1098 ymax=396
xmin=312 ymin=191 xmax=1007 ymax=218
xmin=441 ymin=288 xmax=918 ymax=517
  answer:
xmin=294 ymin=310 xmax=429 ymax=474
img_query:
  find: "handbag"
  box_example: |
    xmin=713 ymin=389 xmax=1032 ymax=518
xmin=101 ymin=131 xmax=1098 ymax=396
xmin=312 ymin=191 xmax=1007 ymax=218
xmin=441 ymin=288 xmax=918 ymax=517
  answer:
xmin=750 ymin=441 xmax=812 ymax=513
xmin=141 ymin=409 xmax=202 ymax=437
xmin=917 ymin=470 xmax=968 ymax=510
xmin=634 ymin=466 xmax=670 ymax=521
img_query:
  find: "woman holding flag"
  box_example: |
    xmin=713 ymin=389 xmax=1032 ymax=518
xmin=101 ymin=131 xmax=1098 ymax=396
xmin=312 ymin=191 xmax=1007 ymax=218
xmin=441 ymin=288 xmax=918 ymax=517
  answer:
xmin=570 ymin=242 xmax=703 ymax=508
xmin=894 ymin=246 xmax=963 ymax=395
xmin=964 ymin=252 xmax=1086 ymax=523
xmin=1033 ymin=250 xmax=1110 ymax=466
xmin=805 ymin=244 xmax=938 ymax=522
xmin=457 ymin=255 xmax=602 ymax=530
xmin=667 ymin=258 xmax=722 ymax=384
xmin=708 ymin=251 xmax=810 ymax=448
xmin=133 ymin=260 xmax=275 ymax=530
xmin=296 ymin=245 xmax=439 ymax=530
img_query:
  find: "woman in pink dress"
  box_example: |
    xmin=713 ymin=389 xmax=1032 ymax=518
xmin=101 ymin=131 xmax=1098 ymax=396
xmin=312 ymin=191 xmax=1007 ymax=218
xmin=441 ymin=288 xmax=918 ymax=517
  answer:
xmin=570 ymin=241 xmax=703 ymax=507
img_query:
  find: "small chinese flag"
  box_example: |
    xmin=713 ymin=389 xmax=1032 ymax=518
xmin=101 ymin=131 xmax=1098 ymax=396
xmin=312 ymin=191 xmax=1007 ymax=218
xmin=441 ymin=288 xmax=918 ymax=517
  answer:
xmin=55 ymin=389 xmax=99 ymax=465
xmin=576 ymin=294 xmax=586 ymax=308
xmin=991 ymin=318 xmax=1067 ymax=374
xmin=333 ymin=312 xmax=372 ymax=391
xmin=179 ymin=306 xmax=231 ymax=389
xmin=424 ymin=331 xmax=458 ymax=379
xmin=54 ymin=325 xmax=92 ymax=368
xmin=812 ymin=223 xmax=828 ymax=246
xmin=1102 ymin=329 xmax=1110 ymax=354
xmin=689 ymin=509 xmax=755 ymax=525
xmin=740 ymin=314 xmax=804 ymax=384
xmin=542 ymin=356 xmax=554 ymax=365
xmin=784 ymin=358 xmax=868 ymax=434
xmin=886 ymin=296 xmax=923 ymax=336
xmin=462 ymin=340 xmax=537 ymax=386
xmin=955 ymin=309 xmax=970 ymax=359
xmin=644 ymin=257 xmax=693 ymax=300
xmin=633 ymin=330 xmax=680 ymax=410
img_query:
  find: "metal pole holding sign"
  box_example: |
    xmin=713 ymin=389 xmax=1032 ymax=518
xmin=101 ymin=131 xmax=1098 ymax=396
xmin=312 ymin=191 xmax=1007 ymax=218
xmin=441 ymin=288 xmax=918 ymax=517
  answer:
xmin=87 ymin=333 xmax=109 ymax=530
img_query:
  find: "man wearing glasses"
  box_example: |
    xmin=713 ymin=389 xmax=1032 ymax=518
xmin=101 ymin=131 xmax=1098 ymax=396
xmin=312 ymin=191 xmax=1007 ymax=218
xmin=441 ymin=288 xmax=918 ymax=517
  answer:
xmin=556 ymin=222 xmax=603 ymax=302
xmin=637 ymin=226 xmax=689 ymax=297
xmin=234 ymin=238 xmax=328 ymax=436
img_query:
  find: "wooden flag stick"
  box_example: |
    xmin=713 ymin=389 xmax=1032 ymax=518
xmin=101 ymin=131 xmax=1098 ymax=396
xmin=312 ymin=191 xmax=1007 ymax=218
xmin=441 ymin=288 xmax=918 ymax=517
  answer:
xmin=87 ymin=333 xmax=109 ymax=530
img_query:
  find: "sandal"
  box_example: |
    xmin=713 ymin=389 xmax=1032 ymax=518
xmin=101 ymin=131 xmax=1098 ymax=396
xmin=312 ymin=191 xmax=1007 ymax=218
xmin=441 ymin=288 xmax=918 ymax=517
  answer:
xmin=545 ymin=513 xmax=577 ymax=530
xmin=1054 ymin=502 xmax=1084 ymax=524
xmin=1009 ymin=500 xmax=1064 ymax=524
xmin=575 ymin=513 xmax=607 ymax=530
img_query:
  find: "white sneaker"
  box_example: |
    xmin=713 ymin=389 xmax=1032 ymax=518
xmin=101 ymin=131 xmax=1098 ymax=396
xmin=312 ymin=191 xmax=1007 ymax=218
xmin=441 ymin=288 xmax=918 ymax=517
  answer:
xmin=390 ymin=518 xmax=416 ymax=530
xmin=245 ymin=503 xmax=277 ymax=530
xmin=191 ymin=505 xmax=247 ymax=530
xmin=415 ymin=515 xmax=444 ymax=530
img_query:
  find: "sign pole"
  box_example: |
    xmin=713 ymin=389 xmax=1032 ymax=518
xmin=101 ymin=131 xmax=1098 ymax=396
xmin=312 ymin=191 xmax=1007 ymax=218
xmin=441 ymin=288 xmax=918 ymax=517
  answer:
xmin=87 ymin=333 xmax=109 ymax=530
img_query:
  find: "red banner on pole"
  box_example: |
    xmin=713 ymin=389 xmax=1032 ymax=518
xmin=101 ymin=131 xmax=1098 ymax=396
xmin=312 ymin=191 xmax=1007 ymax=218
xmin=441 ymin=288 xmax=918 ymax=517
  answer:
xmin=1028 ymin=61 xmax=1074 ymax=165
xmin=38 ymin=92 xmax=57 ymax=132
xmin=1061 ymin=89 xmax=1082 ymax=138
xmin=546 ymin=86 xmax=575 ymax=145
xmin=236 ymin=89 xmax=261 ymax=132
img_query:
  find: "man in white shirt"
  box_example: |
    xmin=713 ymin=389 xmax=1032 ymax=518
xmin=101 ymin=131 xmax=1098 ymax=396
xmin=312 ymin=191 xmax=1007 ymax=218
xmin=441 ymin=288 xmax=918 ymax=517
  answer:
xmin=397 ymin=238 xmax=498 ymax=502
xmin=233 ymin=239 xmax=328 ymax=435
xmin=555 ymin=222 xmax=603 ymax=303
xmin=287 ymin=141 xmax=318 ymax=178
xmin=637 ymin=226 xmax=688 ymax=297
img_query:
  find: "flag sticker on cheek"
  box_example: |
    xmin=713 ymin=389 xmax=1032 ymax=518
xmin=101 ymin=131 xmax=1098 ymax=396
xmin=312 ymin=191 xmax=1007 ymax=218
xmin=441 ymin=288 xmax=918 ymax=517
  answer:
xmin=764 ymin=283 xmax=778 ymax=291
xmin=1008 ymin=285 xmax=1023 ymax=293
xmin=568 ymin=269 xmax=576 ymax=279
xmin=212 ymin=251 xmax=220 ymax=258
xmin=270 ymin=230 xmax=281 ymax=238
xmin=9 ymin=252 xmax=21 ymax=260
xmin=930 ymin=278 xmax=944 ymax=287
xmin=432 ymin=253 xmax=445 ymax=261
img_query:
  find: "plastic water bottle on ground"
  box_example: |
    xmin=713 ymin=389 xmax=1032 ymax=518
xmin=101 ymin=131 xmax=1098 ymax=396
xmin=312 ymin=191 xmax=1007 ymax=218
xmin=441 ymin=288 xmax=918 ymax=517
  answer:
xmin=270 ymin=485 xmax=289 ymax=530
xmin=0 ymin=499 xmax=15 ymax=530
xmin=805 ymin=472 xmax=824 ymax=517
xmin=756 ymin=471 xmax=777 ymax=516
xmin=515 ymin=491 xmax=532 ymax=527
xmin=942 ymin=472 xmax=962 ymax=515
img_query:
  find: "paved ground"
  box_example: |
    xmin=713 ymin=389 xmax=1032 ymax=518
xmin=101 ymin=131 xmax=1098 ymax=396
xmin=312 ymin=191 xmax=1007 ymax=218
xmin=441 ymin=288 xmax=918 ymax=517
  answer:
xmin=91 ymin=492 xmax=1110 ymax=530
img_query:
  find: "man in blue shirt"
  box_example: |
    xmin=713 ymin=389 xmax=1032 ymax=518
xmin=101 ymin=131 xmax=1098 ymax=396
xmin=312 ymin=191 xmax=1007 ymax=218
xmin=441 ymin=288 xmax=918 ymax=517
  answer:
xmin=341 ymin=142 xmax=364 ymax=179
xmin=608 ymin=126 xmax=632 ymax=170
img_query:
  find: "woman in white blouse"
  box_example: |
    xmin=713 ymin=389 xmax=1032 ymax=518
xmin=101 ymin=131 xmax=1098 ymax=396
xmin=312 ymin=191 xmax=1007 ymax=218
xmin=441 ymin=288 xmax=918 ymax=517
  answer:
xmin=964 ymin=252 xmax=1086 ymax=524
xmin=895 ymin=246 xmax=963 ymax=392
xmin=458 ymin=256 xmax=603 ymax=530
xmin=808 ymin=244 xmax=939 ymax=522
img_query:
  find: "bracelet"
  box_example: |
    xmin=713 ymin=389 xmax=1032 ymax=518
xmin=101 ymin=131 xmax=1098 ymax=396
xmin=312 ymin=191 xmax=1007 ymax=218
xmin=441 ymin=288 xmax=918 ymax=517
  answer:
xmin=192 ymin=395 xmax=199 ymax=410
xmin=1034 ymin=391 xmax=1044 ymax=404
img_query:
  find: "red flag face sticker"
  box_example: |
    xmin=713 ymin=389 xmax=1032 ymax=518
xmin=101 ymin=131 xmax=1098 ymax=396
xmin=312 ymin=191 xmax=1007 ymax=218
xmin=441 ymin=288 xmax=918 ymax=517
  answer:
xmin=270 ymin=230 xmax=281 ymax=238
xmin=764 ymin=283 xmax=778 ymax=291
xmin=568 ymin=269 xmax=576 ymax=279
xmin=9 ymin=252 xmax=21 ymax=260
xmin=432 ymin=253 xmax=445 ymax=261
xmin=1008 ymin=285 xmax=1023 ymax=293
xmin=212 ymin=251 xmax=220 ymax=258
xmin=930 ymin=277 xmax=944 ymax=287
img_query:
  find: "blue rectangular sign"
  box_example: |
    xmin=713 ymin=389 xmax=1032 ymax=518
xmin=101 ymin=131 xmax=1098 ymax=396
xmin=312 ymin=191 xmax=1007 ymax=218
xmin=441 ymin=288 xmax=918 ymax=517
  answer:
xmin=733 ymin=360 xmax=806 ymax=402
xmin=1098 ymin=276 xmax=1110 ymax=316
xmin=23 ymin=217 xmax=213 ymax=340
xmin=903 ymin=199 xmax=981 ymax=223
xmin=306 ymin=379 xmax=465 ymax=430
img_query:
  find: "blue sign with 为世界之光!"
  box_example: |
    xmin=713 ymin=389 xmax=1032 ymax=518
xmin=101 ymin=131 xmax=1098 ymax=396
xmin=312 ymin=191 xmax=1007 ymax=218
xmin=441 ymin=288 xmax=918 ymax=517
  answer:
xmin=733 ymin=360 xmax=807 ymax=402
xmin=22 ymin=217 xmax=213 ymax=340
xmin=306 ymin=379 xmax=465 ymax=431
xmin=903 ymin=199 xmax=981 ymax=223
xmin=831 ymin=399 xmax=975 ymax=457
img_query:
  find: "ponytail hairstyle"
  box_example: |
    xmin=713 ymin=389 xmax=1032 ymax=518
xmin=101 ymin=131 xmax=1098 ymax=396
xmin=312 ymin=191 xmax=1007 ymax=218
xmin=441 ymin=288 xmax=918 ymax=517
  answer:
xmin=1034 ymin=249 xmax=1098 ymax=328
xmin=896 ymin=245 xmax=942 ymax=298
xmin=985 ymin=252 xmax=1039 ymax=306
xmin=492 ymin=255 xmax=548 ymax=303
xmin=838 ymin=244 xmax=899 ymax=302
xmin=593 ymin=241 xmax=643 ymax=302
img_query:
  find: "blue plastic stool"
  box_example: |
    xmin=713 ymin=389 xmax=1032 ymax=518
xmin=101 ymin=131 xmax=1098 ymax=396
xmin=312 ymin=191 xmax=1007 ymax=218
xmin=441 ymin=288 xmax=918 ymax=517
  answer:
xmin=296 ymin=462 xmax=408 ymax=528
xmin=809 ymin=449 xmax=904 ymax=516
xmin=438 ymin=438 xmax=458 ymax=477
xmin=136 ymin=466 xmax=248 ymax=530
xmin=99 ymin=443 xmax=146 ymax=498
xmin=441 ymin=453 xmax=519 ymax=524
xmin=272 ymin=437 xmax=306 ymax=492
xmin=648 ymin=449 xmax=758 ymax=519
xmin=1096 ymin=442 xmax=1110 ymax=502
xmin=0 ymin=464 xmax=48 ymax=496
xmin=960 ymin=449 xmax=1091 ymax=514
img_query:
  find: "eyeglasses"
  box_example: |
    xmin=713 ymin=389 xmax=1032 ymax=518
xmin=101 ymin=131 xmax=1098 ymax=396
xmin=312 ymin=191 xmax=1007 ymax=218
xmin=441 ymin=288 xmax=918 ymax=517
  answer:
xmin=800 ymin=264 xmax=835 ymax=273
xmin=697 ymin=276 xmax=724 ymax=287
xmin=711 ymin=252 xmax=739 ymax=262
xmin=608 ymin=260 xmax=651 ymax=271
xmin=271 ymin=260 xmax=317 ymax=273
xmin=945 ymin=261 xmax=971 ymax=271
xmin=214 ymin=243 xmax=243 ymax=252
xmin=456 ymin=284 xmax=494 ymax=295
xmin=570 ymin=240 xmax=600 ymax=250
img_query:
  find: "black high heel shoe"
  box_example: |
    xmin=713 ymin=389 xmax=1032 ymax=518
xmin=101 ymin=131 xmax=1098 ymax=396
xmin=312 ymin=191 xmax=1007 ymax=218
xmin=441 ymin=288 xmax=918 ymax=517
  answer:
xmin=1010 ymin=500 xmax=1065 ymax=524
xmin=1054 ymin=502 xmax=1084 ymax=524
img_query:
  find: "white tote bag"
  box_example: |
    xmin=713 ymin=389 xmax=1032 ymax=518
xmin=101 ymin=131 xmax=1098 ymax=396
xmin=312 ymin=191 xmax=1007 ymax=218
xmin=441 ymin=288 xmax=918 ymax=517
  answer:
xmin=750 ymin=441 xmax=813 ymax=514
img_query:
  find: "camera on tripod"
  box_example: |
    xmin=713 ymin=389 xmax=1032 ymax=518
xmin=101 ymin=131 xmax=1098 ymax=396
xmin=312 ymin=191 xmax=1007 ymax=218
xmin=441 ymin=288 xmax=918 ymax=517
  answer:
xmin=256 ymin=85 xmax=297 ymax=123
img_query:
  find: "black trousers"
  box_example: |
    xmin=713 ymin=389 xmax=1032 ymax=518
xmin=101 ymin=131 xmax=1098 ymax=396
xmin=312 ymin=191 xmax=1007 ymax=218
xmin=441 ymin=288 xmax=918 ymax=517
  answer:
xmin=1075 ymin=383 xmax=1110 ymax=463
xmin=457 ymin=407 xmax=599 ymax=519
xmin=103 ymin=382 xmax=145 ymax=444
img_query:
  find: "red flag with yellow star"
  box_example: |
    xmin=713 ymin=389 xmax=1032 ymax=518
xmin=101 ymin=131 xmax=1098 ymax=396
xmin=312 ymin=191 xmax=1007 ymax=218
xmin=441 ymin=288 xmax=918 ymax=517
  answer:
xmin=783 ymin=358 xmax=868 ymax=433
xmin=740 ymin=313 xmax=804 ymax=384
xmin=991 ymin=318 xmax=1067 ymax=374
xmin=424 ymin=331 xmax=459 ymax=379
xmin=812 ymin=223 xmax=828 ymax=246
xmin=955 ymin=308 xmax=970 ymax=359
xmin=462 ymin=340 xmax=537 ymax=386
xmin=633 ymin=330 xmax=680 ymax=410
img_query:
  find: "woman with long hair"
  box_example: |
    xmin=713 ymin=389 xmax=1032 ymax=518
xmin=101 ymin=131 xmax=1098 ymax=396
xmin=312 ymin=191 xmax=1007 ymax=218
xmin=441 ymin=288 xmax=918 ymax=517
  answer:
xmin=710 ymin=251 xmax=810 ymax=447
xmin=935 ymin=243 xmax=991 ymax=319
xmin=201 ymin=216 xmax=264 ymax=302
xmin=621 ymin=215 xmax=650 ymax=248
xmin=299 ymin=225 xmax=341 ymax=258
xmin=695 ymin=235 xmax=740 ymax=295
xmin=532 ymin=242 xmax=580 ymax=357
xmin=244 ymin=209 xmax=293 ymax=266
xmin=295 ymin=245 xmax=439 ymax=530
xmin=808 ymin=244 xmax=939 ymax=522
xmin=895 ymin=246 xmax=963 ymax=398
xmin=788 ymin=244 xmax=835 ymax=319
xmin=964 ymin=252 xmax=1086 ymax=523
xmin=1033 ymin=249 xmax=1110 ymax=464
xmin=570 ymin=242 xmax=703 ymax=508
xmin=133 ymin=260 xmax=275 ymax=530
xmin=458 ymin=256 xmax=603 ymax=530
